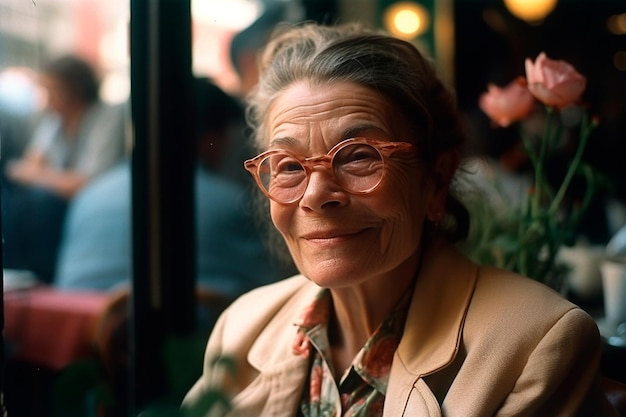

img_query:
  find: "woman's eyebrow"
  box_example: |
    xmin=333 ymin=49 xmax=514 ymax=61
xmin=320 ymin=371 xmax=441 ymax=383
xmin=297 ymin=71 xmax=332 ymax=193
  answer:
xmin=340 ymin=124 xmax=388 ymax=140
xmin=268 ymin=136 xmax=301 ymax=149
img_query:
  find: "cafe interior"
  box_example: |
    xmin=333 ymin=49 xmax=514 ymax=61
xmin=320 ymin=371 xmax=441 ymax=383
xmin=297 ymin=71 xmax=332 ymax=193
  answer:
xmin=1 ymin=0 xmax=626 ymax=415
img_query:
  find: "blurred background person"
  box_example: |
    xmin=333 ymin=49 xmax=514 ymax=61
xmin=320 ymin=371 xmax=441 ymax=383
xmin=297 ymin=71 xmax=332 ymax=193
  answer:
xmin=217 ymin=0 xmax=338 ymax=186
xmin=1 ymin=53 xmax=127 ymax=283
xmin=216 ymin=1 xmax=302 ymax=187
xmin=5 ymin=54 xmax=127 ymax=198
xmin=54 ymin=77 xmax=294 ymax=299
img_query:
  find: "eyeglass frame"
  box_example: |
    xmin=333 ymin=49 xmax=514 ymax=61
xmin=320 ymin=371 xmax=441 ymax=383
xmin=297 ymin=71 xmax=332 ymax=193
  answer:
xmin=243 ymin=137 xmax=416 ymax=204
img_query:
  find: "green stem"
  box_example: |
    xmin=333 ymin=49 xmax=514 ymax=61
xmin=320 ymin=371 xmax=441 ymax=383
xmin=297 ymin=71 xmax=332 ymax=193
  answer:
xmin=548 ymin=110 xmax=595 ymax=215
xmin=567 ymin=164 xmax=597 ymax=235
xmin=521 ymin=131 xmax=539 ymax=168
xmin=515 ymin=183 xmax=535 ymax=276
xmin=533 ymin=107 xmax=554 ymax=216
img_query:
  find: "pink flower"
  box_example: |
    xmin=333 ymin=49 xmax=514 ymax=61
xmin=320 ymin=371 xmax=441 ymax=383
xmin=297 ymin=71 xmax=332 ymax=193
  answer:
xmin=525 ymin=52 xmax=586 ymax=109
xmin=479 ymin=77 xmax=535 ymax=127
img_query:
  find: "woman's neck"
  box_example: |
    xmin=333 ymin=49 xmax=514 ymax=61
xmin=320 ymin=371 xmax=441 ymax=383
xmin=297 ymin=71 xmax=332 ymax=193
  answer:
xmin=327 ymin=250 xmax=421 ymax=376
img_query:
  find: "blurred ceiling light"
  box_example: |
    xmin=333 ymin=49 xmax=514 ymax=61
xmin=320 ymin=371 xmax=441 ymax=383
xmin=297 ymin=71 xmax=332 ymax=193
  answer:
xmin=614 ymin=51 xmax=626 ymax=72
xmin=383 ymin=2 xmax=430 ymax=40
xmin=192 ymin=0 xmax=262 ymax=29
xmin=503 ymin=0 xmax=558 ymax=23
xmin=607 ymin=13 xmax=626 ymax=35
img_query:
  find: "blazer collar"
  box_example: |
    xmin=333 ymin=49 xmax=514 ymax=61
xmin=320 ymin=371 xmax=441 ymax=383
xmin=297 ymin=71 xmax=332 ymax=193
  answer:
xmin=247 ymin=277 xmax=320 ymax=372
xmin=242 ymin=278 xmax=318 ymax=416
xmin=397 ymin=238 xmax=479 ymax=377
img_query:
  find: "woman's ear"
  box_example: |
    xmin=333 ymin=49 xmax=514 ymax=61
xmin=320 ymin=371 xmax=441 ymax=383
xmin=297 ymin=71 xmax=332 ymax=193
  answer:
xmin=426 ymin=148 xmax=460 ymax=222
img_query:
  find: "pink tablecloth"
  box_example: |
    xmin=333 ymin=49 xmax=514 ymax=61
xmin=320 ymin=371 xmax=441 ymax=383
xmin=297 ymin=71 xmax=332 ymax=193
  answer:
xmin=4 ymin=286 xmax=112 ymax=370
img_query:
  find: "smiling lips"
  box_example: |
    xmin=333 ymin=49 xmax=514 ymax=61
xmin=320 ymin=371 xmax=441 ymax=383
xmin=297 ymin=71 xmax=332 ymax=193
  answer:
xmin=302 ymin=228 xmax=369 ymax=244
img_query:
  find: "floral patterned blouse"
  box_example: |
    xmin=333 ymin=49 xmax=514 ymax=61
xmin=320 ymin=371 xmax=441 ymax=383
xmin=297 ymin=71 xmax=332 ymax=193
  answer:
xmin=292 ymin=288 xmax=412 ymax=417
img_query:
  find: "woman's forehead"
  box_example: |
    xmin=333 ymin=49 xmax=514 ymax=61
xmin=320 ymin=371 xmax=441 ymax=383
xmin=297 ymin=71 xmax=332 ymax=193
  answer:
xmin=265 ymin=81 xmax=409 ymax=147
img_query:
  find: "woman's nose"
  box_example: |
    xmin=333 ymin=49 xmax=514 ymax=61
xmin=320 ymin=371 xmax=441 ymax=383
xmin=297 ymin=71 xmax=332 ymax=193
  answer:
xmin=298 ymin=169 xmax=349 ymax=210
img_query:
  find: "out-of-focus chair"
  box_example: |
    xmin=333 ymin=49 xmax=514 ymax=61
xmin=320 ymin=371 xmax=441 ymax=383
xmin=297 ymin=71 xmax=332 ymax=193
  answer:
xmin=90 ymin=286 xmax=233 ymax=417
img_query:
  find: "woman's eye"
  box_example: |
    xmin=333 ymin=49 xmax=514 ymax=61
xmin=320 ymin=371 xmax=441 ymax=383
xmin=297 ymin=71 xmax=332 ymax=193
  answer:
xmin=274 ymin=157 xmax=304 ymax=173
xmin=337 ymin=144 xmax=379 ymax=163
xmin=351 ymin=150 xmax=377 ymax=161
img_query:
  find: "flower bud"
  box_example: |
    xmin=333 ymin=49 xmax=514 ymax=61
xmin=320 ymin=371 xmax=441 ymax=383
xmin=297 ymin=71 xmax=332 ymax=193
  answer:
xmin=479 ymin=77 xmax=535 ymax=127
xmin=525 ymin=52 xmax=586 ymax=109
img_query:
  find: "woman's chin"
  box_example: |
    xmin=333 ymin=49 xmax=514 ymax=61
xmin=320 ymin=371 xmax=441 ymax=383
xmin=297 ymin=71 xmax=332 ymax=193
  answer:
xmin=300 ymin=260 xmax=373 ymax=289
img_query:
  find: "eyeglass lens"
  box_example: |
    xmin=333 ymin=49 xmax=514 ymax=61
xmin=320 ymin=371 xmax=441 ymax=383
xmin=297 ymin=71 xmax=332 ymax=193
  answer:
xmin=257 ymin=142 xmax=385 ymax=203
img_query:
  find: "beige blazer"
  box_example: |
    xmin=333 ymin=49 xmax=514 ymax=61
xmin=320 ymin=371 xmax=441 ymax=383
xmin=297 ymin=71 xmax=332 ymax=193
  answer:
xmin=182 ymin=240 xmax=616 ymax=416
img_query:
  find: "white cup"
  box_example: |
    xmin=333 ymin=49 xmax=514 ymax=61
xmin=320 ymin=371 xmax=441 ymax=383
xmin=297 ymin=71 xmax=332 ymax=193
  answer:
xmin=558 ymin=245 xmax=604 ymax=299
xmin=600 ymin=259 xmax=626 ymax=329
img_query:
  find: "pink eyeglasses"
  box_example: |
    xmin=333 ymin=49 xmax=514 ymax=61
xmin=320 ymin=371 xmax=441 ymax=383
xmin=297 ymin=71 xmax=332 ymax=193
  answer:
xmin=244 ymin=138 xmax=416 ymax=204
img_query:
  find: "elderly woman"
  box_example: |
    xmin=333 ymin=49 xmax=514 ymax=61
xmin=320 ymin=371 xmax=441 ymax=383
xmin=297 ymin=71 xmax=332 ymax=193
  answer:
xmin=182 ymin=23 xmax=613 ymax=416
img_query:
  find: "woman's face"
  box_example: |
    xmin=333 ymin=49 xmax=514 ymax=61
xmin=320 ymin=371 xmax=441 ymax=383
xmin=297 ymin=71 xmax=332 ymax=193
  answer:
xmin=264 ymin=80 xmax=445 ymax=289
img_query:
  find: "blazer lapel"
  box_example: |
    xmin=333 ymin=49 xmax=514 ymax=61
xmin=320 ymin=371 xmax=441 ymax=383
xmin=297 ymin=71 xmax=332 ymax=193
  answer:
xmin=228 ymin=355 xmax=310 ymax=417
xmin=385 ymin=239 xmax=479 ymax=416
xmin=238 ymin=280 xmax=320 ymax=416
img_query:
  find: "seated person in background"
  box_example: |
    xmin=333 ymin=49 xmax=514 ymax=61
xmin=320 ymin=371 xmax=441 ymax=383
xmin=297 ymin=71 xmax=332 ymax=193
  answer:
xmin=5 ymin=54 xmax=127 ymax=198
xmin=55 ymin=78 xmax=295 ymax=298
xmin=2 ymin=54 xmax=127 ymax=282
xmin=182 ymin=23 xmax=616 ymax=416
xmin=217 ymin=2 xmax=299 ymax=187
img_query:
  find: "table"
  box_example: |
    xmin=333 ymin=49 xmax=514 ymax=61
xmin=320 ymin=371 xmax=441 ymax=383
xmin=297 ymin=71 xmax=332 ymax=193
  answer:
xmin=4 ymin=285 xmax=112 ymax=370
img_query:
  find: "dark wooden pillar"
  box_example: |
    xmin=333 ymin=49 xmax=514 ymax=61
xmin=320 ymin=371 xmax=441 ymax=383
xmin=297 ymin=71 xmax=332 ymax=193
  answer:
xmin=129 ymin=0 xmax=196 ymax=413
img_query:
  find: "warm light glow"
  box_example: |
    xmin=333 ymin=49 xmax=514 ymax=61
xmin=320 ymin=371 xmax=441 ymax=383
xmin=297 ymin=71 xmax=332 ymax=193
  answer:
xmin=607 ymin=13 xmax=626 ymax=35
xmin=395 ymin=10 xmax=421 ymax=35
xmin=614 ymin=51 xmax=626 ymax=72
xmin=503 ymin=0 xmax=558 ymax=22
xmin=384 ymin=2 xmax=430 ymax=40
